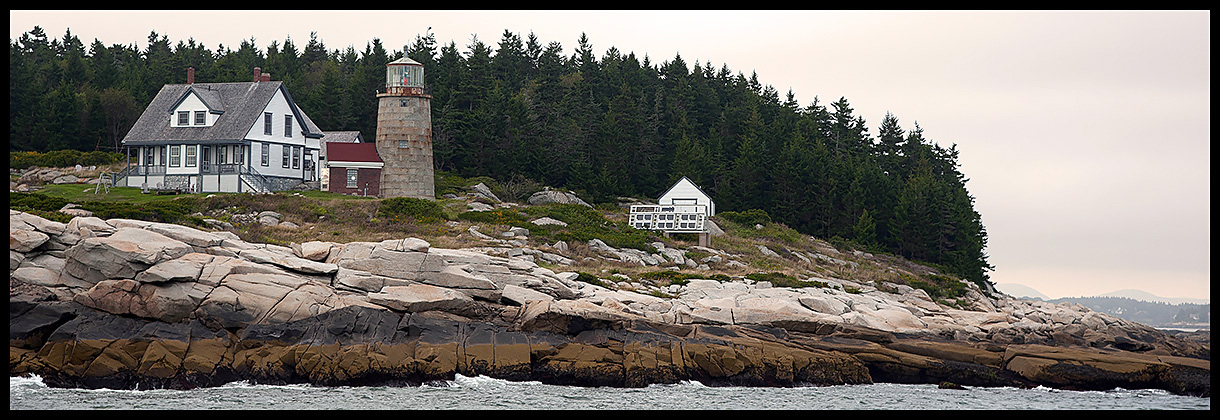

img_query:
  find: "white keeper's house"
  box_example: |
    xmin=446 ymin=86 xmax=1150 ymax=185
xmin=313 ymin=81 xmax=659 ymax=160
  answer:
xmin=116 ymin=67 xmax=323 ymax=193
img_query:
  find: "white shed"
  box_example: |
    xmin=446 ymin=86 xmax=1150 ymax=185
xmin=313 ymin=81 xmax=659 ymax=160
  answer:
xmin=628 ymin=176 xmax=716 ymax=246
xmin=658 ymin=176 xmax=715 ymax=216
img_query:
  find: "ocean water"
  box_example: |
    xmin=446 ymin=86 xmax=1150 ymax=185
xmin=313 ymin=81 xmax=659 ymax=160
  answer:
xmin=10 ymin=374 xmax=1209 ymax=410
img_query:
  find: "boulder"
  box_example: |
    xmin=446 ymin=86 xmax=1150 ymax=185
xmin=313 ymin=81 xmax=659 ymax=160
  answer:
xmin=10 ymin=226 xmax=50 ymax=252
xmin=73 ymin=278 xmax=213 ymax=323
xmin=134 ymin=253 xmax=213 ymax=283
xmin=469 ymin=182 xmax=501 ymax=203
xmin=51 ymin=174 xmax=81 ymax=184
xmin=501 ymin=283 xmax=555 ymax=305
xmin=237 ymin=247 xmax=338 ymax=275
xmin=12 ymin=210 xmax=68 ymax=236
xmin=527 ymin=190 xmax=591 ymax=207
xmin=292 ymin=241 xmax=336 ymax=261
xmin=367 ymin=283 xmax=477 ymax=315
xmin=62 ymin=227 xmax=193 ymax=284
xmin=531 ymin=217 xmax=568 ymax=227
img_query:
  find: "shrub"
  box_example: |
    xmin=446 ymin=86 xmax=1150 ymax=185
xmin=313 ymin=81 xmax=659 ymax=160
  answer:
xmin=9 ymin=192 xmax=68 ymax=213
xmin=491 ymin=174 xmax=543 ymax=203
xmin=745 ymin=272 xmax=829 ymax=289
xmin=79 ymin=151 xmax=124 ymax=166
xmin=377 ymin=197 xmax=446 ymax=223
xmin=80 ymin=197 xmax=204 ymax=226
xmin=638 ymin=270 xmax=694 ymax=284
xmin=573 ymin=272 xmax=614 ymax=289
xmin=716 ymin=208 xmax=772 ymax=226
xmin=9 ymin=150 xmax=126 ymax=170
xmin=39 ymin=149 xmax=84 ymax=168
xmin=907 ymin=274 xmax=968 ymax=300
xmin=525 ymin=203 xmax=603 ymax=227
xmin=10 ymin=151 xmax=40 ymax=169
xmin=520 ymin=203 xmax=656 ymax=252
xmin=553 ymin=223 xmax=654 ymax=252
xmin=638 ymin=270 xmax=732 ymax=285
xmin=457 ymin=208 xmax=531 ymax=226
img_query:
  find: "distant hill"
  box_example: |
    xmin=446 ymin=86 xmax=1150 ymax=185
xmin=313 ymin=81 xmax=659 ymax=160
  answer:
xmin=1095 ymin=289 xmax=1210 ymax=305
xmin=1047 ymin=296 xmax=1210 ymax=329
xmin=995 ymin=284 xmax=1209 ymax=329
xmin=995 ymin=283 xmax=1049 ymax=300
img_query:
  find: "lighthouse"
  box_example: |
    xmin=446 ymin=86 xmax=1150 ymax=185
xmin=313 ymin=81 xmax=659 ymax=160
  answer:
xmin=375 ymin=57 xmax=435 ymax=199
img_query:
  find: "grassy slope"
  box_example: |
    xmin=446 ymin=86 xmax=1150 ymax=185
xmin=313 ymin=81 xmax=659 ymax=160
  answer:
xmin=13 ymin=175 xmax=979 ymax=307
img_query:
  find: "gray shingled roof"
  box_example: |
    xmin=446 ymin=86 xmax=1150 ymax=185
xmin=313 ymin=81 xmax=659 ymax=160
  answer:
xmin=321 ymin=131 xmax=363 ymax=144
xmin=122 ymin=81 xmax=323 ymax=146
xmin=320 ymin=131 xmax=365 ymax=159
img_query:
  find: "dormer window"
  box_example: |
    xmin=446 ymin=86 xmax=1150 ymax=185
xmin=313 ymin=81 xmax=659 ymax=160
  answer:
xmin=178 ymin=111 xmax=190 ymax=126
xmin=194 ymin=111 xmax=206 ymax=125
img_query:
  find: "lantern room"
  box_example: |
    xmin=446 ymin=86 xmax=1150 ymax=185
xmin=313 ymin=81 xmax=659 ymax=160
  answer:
xmin=384 ymin=57 xmax=426 ymax=96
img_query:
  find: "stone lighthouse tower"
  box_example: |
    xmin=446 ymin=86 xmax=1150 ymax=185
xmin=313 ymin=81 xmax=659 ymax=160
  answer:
xmin=375 ymin=57 xmax=435 ymax=199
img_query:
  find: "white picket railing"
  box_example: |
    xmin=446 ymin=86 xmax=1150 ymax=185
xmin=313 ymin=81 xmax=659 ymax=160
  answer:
xmin=628 ymin=204 xmax=709 ymax=233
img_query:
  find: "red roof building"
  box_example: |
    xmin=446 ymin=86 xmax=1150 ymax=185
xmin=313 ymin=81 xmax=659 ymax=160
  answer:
xmin=325 ymin=142 xmax=383 ymax=196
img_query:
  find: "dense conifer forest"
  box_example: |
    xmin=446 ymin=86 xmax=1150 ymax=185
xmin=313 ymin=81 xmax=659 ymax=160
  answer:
xmin=9 ymin=27 xmax=994 ymax=288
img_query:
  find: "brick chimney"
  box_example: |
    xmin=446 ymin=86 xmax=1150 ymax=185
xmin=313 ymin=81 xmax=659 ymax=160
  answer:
xmin=260 ymin=72 xmax=271 ymax=82
xmin=253 ymin=67 xmax=261 ymax=82
xmin=187 ymin=67 xmax=195 ymax=84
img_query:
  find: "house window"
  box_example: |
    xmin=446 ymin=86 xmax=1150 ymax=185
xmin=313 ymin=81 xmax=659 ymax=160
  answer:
xmin=219 ymin=145 xmax=228 ymax=164
xmin=264 ymin=112 xmax=273 ymax=135
xmin=194 ymin=110 xmax=206 ymax=125
xmin=144 ymin=147 xmax=154 ymax=166
xmin=292 ymin=146 xmax=300 ymax=169
xmin=178 ymin=111 xmax=190 ymax=126
xmin=346 ymin=169 xmax=358 ymax=188
xmin=186 ymin=145 xmax=197 ymax=167
xmin=282 ymin=145 xmax=290 ymax=168
xmin=170 ymin=145 xmax=180 ymax=167
xmin=261 ymin=143 xmax=269 ymax=166
xmin=284 ymin=115 xmax=293 ymax=137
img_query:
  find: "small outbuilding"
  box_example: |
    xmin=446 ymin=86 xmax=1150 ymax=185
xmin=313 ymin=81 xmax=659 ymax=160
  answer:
xmin=325 ymin=142 xmax=383 ymax=197
xmin=318 ymin=131 xmax=364 ymax=190
xmin=658 ymin=176 xmax=715 ymax=216
xmin=629 ymin=176 xmax=716 ymax=246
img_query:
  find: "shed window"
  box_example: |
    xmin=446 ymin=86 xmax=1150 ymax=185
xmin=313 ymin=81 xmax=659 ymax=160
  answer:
xmin=346 ymin=169 xmax=358 ymax=188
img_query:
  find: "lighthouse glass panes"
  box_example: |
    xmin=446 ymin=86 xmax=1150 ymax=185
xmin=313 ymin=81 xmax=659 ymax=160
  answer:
xmin=386 ymin=64 xmax=423 ymax=88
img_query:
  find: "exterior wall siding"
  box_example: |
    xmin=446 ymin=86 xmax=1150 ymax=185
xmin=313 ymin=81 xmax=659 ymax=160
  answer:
xmin=242 ymin=88 xmax=316 ymax=180
xmin=328 ymin=166 xmax=381 ymax=196
xmin=659 ymin=179 xmax=716 ymax=216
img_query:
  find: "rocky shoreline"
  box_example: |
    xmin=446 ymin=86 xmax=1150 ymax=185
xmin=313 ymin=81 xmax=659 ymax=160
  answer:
xmin=9 ymin=210 xmax=1210 ymax=396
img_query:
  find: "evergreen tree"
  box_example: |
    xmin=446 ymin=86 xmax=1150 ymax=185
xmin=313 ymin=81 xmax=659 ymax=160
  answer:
xmin=6 ymin=27 xmax=995 ymax=286
xmin=853 ymin=208 xmax=878 ymax=249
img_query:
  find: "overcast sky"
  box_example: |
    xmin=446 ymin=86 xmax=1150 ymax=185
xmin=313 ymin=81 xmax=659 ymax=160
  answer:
xmin=10 ymin=10 xmax=1210 ymax=301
